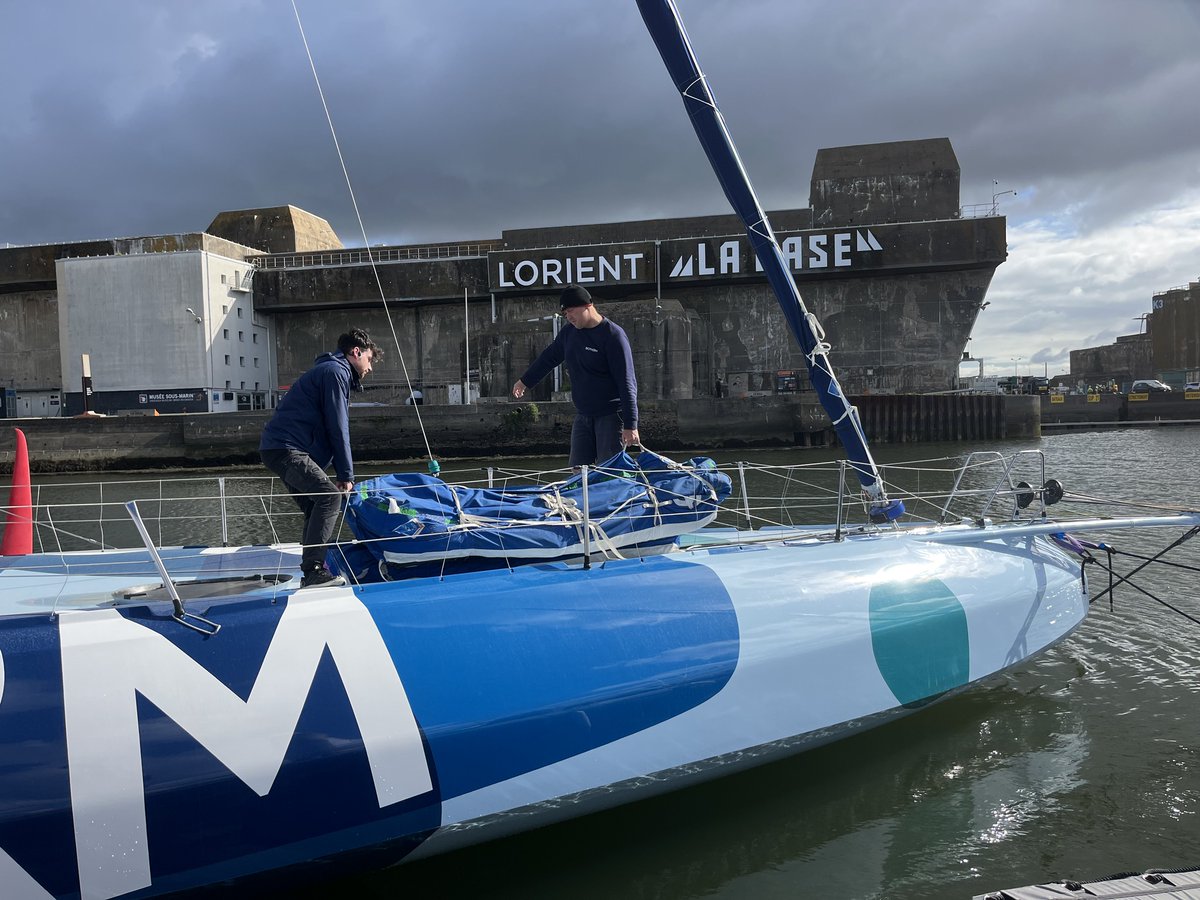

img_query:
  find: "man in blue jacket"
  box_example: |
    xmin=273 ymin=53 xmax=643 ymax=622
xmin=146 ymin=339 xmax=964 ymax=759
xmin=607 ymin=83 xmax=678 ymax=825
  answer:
xmin=260 ymin=329 xmax=382 ymax=588
xmin=512 ymin=285 xmax=640 ymax=467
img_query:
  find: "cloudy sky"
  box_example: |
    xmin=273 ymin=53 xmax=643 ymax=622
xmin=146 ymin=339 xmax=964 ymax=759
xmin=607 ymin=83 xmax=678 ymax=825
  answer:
xmin=2 ymin=1 xmax=1197 ymax=378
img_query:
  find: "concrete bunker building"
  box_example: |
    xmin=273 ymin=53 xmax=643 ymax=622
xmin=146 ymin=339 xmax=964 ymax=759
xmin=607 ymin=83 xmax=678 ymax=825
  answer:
xmin=1068 ymin=279 xmax=1200 ymax=390
xmin=0 ymin=138 xmax=1005 ymax=419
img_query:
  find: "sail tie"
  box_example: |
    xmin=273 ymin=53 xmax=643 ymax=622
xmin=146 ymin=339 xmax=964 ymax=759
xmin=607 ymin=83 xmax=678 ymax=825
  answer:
xmin=681 ymin=75 xmax=717 ymax=110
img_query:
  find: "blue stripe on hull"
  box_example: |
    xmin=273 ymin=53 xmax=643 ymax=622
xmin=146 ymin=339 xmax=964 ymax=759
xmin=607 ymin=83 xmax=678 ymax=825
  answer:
xmin=363 ymin=556 xmax=740 ymax=800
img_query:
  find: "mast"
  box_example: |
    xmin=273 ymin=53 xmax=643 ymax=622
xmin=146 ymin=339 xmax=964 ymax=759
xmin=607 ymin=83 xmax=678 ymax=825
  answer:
xmin=636 ymin=0 xmax=899 ymax=513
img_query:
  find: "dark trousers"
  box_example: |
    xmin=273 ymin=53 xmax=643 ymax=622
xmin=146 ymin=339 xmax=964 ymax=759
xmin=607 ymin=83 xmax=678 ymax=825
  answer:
xmin=260 ymin=449 xmax=342 ymax=572
xmin=569 ymin=412 xmax=624 ymax=467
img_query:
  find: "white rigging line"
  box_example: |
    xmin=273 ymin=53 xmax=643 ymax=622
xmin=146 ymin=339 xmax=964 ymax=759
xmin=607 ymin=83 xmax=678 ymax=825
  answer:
xmin=290 ymin=0 xmax=435 ymax=466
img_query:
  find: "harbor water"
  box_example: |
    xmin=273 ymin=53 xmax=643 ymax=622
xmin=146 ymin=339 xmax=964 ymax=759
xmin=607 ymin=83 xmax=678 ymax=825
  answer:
xmin=21 ymin=427 xmax=1200 ymax=899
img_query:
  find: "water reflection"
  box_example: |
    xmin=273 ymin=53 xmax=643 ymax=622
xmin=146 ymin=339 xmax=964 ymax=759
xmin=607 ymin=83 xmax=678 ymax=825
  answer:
xmin=300 ymin=675 xmax=1084 ymax=900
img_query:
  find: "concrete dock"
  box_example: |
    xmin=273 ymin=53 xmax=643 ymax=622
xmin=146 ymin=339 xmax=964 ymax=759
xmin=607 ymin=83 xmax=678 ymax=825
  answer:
xmin=0 ymin=394 xmax=1039 ymax=473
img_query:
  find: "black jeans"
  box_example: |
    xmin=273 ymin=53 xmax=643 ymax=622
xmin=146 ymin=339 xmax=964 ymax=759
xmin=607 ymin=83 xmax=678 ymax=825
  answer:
xmin=569 ymin=412 xmax=624 ymax=467
xmin=260 ymin=449 xmax=343 ymax=572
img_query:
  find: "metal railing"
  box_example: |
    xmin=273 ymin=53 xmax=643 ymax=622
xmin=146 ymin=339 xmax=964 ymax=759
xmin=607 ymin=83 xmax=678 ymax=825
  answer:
xmin=6 ymin=451 xmax=1075 ymax=562
xmin=1153 ymin=284 xmax=1193 ymax=296
xmin=255 ymin=242 xmax=505 ymax=270
xmin=959 ymin=203 xmax=1004 ymax=218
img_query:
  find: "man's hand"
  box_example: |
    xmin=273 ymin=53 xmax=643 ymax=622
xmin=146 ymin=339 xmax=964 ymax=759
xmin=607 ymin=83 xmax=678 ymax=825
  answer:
xmin=512 ymin=379 xmax=527 ymax=399
xmin=621 ymin=428 xmax=640 ymax=447
xmin=335 ymin=480 xmax=354 ymax=493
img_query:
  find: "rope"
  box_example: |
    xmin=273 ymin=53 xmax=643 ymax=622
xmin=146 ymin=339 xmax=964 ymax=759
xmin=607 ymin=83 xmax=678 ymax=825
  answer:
xmin=1064 ymin=490 xmax=1199 ymax=514
xmin=1088 ymin=526 xmax=1200 ymax=625
xmin=290 ymin=1 xmax=435 ymax=468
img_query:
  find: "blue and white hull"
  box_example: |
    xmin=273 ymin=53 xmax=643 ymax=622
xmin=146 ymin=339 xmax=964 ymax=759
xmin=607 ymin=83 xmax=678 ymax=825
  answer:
xmin=0 ymin=525 xmax=1088 ymax=899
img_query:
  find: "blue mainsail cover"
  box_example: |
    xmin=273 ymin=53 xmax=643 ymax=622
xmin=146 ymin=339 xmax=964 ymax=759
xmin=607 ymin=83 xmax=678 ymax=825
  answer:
xmin=636 ymin=0 xmax=898 ymax=515
xmin=335 ymin=449 xmax=732 ymax=581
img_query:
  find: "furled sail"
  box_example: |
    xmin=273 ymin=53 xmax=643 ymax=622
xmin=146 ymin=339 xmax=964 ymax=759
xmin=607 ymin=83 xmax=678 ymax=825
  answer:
xmin=636 ymin=0 xmax=899 ymax=514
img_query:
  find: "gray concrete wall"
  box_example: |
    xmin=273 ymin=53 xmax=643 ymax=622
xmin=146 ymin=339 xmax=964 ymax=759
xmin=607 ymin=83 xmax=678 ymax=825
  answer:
xmin=1 ymin=241 xmax=117 ymax=290
xmin=0 ymin=289 xmax=61 ymax=391
xmin=57 ymin=253 xmax=212 ymax=394
xmin=272 ymin=303 xmax=466 ymax=399
xmin=502 ymin=209 xmax=814 ymax=249
xmin=811 ymin=138 xmax=960 ymax=227
xmin=1002 ymin=395 xmax=1040 ymax=439
xmin=254 ymin=257 xmax=489 ymax=310
xmin=1041 ymin=393 xmax=1124 ymax=424
xmin=1125 ymin=392 xmax=1200 ymax=421
xmin=0 ymin=395 xmax=1037 ymax=474
xmin=273 ymin=294 xmax=700 ymax=407
xmin=1070 ymin=333 xmax=1152 ymax=384
xmin=1150 ymin=283 xmax=1200 ymax=374
xmin=1040 ymin=391 xmax=1200 ymax=424
xmin=206 ymin=205 xmax=343 ymax=254
xmin=801 ymin=268 xmax=994 ymax=393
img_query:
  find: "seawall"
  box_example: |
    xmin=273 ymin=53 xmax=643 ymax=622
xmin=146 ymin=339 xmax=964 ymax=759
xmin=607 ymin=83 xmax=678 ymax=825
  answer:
xmin=1041 ymin=391 xmax=1200 ymax=428
xmin=0 ymin=394 xmax=1039 ymax=474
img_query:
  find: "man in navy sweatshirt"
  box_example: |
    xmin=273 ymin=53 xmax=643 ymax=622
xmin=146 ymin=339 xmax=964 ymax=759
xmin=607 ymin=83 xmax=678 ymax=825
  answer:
xmin=512 ymin=285 xmax=640 ymax=467
xmin=260 ymin=328 xmax=382 ymax=588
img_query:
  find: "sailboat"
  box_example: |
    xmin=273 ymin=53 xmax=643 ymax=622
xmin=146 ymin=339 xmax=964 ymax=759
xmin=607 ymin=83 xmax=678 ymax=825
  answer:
xmin=1 ymin=3 xmax=1197 ymax=898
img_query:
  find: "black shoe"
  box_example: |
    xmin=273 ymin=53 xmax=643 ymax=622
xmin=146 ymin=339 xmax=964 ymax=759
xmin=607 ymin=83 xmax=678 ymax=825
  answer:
xmin=300 ymin=568 xmax=346 ymax=589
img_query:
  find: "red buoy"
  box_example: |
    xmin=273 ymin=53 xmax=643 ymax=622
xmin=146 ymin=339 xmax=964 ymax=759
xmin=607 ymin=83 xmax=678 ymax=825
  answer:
xmin=1 ymin=427 xmax=33 ymax=556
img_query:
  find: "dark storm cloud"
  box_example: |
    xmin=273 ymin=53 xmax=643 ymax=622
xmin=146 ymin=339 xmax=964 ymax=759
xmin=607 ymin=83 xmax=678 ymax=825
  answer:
xmin=4 ymin=0 xmax=1197 ymax=242
xmin=2 ymin=1 xmax=1197 ymax=374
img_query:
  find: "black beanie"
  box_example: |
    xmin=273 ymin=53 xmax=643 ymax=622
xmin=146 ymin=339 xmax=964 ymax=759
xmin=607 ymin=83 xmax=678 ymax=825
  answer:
xmin=559 ymin=285 xmax=593 ymax=309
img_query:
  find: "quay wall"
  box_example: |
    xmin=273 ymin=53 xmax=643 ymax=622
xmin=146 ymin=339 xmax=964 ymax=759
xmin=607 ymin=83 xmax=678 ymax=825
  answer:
xmin=0 ymin=395 xmax=1037 ymax=474
xmin=1041 ymin=391 xmax=1200 ymax=428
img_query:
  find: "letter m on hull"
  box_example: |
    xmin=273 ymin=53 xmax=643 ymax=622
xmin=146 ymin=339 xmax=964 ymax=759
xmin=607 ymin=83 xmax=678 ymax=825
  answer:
xmin=59 ymin=592 xmax=432 ymax=900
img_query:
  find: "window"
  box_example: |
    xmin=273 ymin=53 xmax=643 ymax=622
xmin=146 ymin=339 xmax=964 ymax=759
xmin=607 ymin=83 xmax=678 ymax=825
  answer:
xmin=224 ymin=355 xmax=230 ymax=365
xmin=237 ymin=307 xmax=243 ymax=318
xmin=222 ymin=305 xmax=228 ymax=314
xmin=225 ymin=380 xmax=231 ymax=389
xmin=240 ymin=381 xmax=245 ymax=389
xmin=238 ymin=331 xmax=244 ymax=341
xmin=253 ymin=357 xmax=259 ymax=368
xmin=252 ymin=333 xmax=258 ymax=344
xmin=239 ymin=357 xmax=245 ymax=367
xmin=220 ymin=274 xmax=227 ymax=285
xmin=223 ymin=328 xmax=229 ymax=340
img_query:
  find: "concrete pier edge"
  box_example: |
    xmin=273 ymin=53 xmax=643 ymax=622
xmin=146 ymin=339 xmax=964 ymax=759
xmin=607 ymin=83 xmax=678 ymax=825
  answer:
xmin=0 ymin=394 xmax=1040 ymax=474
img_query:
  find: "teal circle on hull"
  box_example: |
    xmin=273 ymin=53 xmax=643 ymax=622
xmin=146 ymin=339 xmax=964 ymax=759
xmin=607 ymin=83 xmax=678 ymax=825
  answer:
xmin=869 ymin=577 xmax=969 ymax=708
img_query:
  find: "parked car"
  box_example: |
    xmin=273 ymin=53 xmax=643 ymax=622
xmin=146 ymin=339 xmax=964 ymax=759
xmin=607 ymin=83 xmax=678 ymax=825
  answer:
xmin=1185 ymin=382 xmax=1200 ymax=392
xmin=1130 ymin=379 xmax=1172 ymax=393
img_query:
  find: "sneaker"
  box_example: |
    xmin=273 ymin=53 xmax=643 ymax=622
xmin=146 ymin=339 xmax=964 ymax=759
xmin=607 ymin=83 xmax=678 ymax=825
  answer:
xmin=300 ymin=568 xmax=346 ymax=589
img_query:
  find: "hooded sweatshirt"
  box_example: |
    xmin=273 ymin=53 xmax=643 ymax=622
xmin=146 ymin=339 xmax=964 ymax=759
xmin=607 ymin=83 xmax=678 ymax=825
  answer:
xmin=260 ymin=351 xmax=359 ymax=482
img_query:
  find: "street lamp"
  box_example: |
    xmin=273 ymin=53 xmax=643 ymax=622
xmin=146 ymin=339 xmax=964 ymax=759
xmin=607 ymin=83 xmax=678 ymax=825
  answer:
xmin=991 ymin=189 xmax=1017 ymax=215
xmin=1010 ymin=356 xmax=1023 ymax=378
